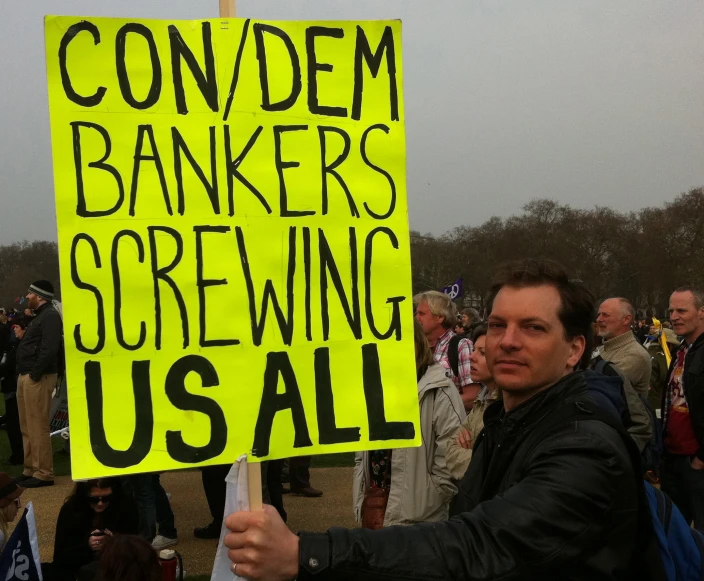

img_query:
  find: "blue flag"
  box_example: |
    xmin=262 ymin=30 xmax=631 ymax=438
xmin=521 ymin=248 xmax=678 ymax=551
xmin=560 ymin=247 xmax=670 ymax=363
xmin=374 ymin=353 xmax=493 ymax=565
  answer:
xmin=0 ymin=503 xmax=43 ymax=580
xmin=441 ymin=278 xmax=463 ymax=300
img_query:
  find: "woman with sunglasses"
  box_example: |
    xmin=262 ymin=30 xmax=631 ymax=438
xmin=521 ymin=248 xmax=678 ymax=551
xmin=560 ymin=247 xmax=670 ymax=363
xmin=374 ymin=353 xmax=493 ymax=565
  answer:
xmin=0 ymin=472 xmax=25 ymax=551
xmin=48 ymin=477 xmax=138 ymax=581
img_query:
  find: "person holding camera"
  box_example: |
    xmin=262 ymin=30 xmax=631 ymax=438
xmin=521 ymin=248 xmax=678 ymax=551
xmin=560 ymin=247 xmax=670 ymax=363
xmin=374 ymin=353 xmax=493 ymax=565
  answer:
xmin=46 ymin=477 xmax=138 ymax=581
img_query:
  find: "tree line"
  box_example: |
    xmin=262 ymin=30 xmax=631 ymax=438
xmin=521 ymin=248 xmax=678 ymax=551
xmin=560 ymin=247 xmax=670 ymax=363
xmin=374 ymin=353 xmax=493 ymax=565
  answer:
xmin=2 ymin=187 xmax=703 ymax=316
xmin=0 ymin=241 xmax=60 ymax=309
xmin=412 ymin=187 xmax=704 ymax=316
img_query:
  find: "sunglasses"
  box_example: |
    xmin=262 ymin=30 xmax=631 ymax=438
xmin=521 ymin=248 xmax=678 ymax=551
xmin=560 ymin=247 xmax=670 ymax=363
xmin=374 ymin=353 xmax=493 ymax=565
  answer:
xmin=88 ymin=494 xmax=113 ymax=505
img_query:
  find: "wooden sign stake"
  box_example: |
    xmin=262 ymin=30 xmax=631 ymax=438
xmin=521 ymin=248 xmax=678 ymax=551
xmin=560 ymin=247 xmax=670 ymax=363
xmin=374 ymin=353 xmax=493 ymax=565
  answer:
xmin=217 ymin=0 xmax=262 ymax=514
xmin=219 ymin=0 xmax=236 ymax=18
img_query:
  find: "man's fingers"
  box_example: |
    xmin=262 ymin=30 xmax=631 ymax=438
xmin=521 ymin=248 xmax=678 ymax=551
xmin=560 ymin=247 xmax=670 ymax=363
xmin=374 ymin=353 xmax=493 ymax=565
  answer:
xmin=225 ymin=510 xmax=259 ymax=534
xmin=224 ymin=531 xmax=248 ymax=551
xmin=228 ymin=547 xmax=257 ymax=565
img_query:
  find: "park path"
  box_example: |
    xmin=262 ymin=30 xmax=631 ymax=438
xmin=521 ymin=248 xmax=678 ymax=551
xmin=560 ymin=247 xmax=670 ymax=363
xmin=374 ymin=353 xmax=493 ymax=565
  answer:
xmin=21 ymin=467 xmax=356 ymax=577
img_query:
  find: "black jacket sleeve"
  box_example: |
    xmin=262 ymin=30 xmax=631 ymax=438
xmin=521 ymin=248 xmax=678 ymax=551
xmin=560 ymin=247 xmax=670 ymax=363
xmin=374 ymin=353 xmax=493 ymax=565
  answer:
xmin=30 ymin=308 xmax=62 ymax=381
xmin=297 ymin=420 xmax=637 ymax=581
xmin=52 ymin=503 xmax=94 ymax=571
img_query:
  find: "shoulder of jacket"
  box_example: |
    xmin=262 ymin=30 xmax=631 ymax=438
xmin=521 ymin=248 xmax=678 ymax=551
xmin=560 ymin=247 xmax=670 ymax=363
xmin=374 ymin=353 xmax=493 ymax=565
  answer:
xmin=531 ymin=414 xmax=630 ymax=460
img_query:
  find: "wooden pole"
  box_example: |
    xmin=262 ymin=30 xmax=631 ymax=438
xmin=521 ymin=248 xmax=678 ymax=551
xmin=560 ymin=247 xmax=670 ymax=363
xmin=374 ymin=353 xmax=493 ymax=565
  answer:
xmin=218 ymin=0 xmax=261 ymax=512
xmin=219 ymin=0 xmax=236 ymax=17
xmin=247 ymin=460 xmax=263 ymax=511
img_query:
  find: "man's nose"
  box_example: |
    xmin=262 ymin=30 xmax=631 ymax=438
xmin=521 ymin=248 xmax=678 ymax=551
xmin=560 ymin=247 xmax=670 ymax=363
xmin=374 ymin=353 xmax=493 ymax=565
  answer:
xmin=499 ymin=325 xmax=521 ymax=351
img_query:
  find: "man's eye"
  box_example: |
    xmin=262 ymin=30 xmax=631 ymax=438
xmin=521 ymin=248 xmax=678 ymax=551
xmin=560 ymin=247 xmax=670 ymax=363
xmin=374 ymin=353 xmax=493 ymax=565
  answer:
xmin=527 ymin=325 xmax=545 ymax=332
xmin=488 ymin=322 xmax=504 ymax=329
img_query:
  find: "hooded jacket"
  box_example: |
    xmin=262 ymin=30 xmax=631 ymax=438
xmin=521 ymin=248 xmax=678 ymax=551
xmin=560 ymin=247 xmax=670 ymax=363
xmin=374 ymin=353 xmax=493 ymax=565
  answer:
xmin=352 ymin=363 xmax=465 ymax=526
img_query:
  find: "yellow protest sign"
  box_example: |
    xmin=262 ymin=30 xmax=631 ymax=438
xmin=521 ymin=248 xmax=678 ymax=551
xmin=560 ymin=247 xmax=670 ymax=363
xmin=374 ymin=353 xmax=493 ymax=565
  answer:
xmin=44 ymin=15 xmax=420 ymax=479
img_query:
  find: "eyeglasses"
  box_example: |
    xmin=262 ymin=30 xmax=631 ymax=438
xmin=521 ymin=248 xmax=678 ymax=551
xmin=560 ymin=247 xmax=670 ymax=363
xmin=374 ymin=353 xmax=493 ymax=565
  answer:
xmin=88 ymin=494 xmax=113 ymax=505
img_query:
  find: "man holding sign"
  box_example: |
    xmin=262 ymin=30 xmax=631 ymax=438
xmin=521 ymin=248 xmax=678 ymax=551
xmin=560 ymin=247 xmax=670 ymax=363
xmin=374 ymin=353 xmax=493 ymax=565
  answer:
xmin=224 ymin=260 xmax=642 ymax=580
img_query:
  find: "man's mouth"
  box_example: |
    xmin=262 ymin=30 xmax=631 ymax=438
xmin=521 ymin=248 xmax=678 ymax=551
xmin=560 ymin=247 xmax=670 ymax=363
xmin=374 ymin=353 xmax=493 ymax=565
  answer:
xmin=495 ymin=359 xmax=526 ymax=367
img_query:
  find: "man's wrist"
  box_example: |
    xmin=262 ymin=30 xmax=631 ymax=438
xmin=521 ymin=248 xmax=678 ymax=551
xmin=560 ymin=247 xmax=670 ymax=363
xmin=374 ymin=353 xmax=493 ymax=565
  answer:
xmin=298 ymin=532 xmax=331 ymax=579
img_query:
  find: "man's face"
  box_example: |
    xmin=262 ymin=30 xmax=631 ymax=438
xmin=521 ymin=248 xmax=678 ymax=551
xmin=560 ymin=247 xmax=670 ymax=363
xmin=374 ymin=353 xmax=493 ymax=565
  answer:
xmin=414 ymin=302 xmax=444 ymax=337
xmin=649 ymin=325 xmax=658 ymax=336
xmin=669 ymin=291 xmax=704 ymax=344
xmin=25 ymin=292 xmax=39 ymax=310
xmin=486 ymin=285 xmax=584 ymax=394
xmin=12 ymin=326 xmax=24 ymax=340
xmin=460 ymin=313 xmax=470 ymax=326
xmin=596 ymin=299 xmax=630 ymax=339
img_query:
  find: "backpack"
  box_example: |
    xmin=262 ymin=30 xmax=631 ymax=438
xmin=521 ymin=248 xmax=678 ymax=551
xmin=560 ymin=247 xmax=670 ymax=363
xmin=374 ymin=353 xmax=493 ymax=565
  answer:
xmin=514 ymin=394 xmax=703 ymax=581
xmin=592 ymin=357 xmax=664 ymax=472
xmin=447 ymin=334 xmax=466 ymax=378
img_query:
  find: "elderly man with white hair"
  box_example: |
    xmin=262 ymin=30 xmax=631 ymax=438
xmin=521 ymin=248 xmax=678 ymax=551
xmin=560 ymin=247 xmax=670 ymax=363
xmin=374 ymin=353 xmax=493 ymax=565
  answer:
xmin=596 ymin=297 xmax=651 ymax=398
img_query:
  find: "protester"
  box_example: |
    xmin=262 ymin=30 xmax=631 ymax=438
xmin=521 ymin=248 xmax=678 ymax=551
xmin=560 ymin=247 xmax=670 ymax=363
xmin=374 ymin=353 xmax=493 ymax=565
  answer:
xmin=353 ymin=320 xmax=465 ymax=529
xmin=459 ymin=308 xmax=481 ymax=334
xmin=0 ymin=472 xmax=25 ymax=552
xmin=0 ymin=320 xmax=25 ymax=465
xmin=122 ymin=473 xmax=178 ymax=550
xmin=98 ymin=535 xmax=162 ymax=581
xmin=644 ymin=319 xmax=679 ymax=413
xmin=590 ymin=299 xmax=654 ymax=454
xmin=195 ymin=464 xmax=231 ymax=539
xmin=222 ymin=259 xmax=641 ymax=581
xmin=0 ymin=310 xmax=10 ymax=357
xmin=286 ymin=456 xmax=322 ymax=497
xmin=595 ymin=297 xmax=652 ymax=398
xmin=445 ymin=324 xmax=501 ymax=479
xmin=15 ymin=280 xmax=62 ymax=488
xmin=414 ymin=291 xmax=477 ymax=410
xmin=661 ymin=286 xmax=704 ymax=528
xmin=636 ymin=317 xmax=650 ymax=344
xmin=49 ymin=478 xmax=138 ymax=581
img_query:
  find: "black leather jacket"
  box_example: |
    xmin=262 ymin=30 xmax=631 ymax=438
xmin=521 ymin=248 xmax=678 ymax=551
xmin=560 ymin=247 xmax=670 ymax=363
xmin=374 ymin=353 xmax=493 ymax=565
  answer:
xmin=297 ymin=372 xmax=639 ymax=580
xmin=662 ymin=332 xmax=704 ymax=460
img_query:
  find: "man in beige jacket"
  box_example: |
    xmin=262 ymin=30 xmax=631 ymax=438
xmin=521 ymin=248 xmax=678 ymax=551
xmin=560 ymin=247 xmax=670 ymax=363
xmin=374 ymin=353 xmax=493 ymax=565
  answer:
xmin=596 ymin=298 xmax=651 ymax=398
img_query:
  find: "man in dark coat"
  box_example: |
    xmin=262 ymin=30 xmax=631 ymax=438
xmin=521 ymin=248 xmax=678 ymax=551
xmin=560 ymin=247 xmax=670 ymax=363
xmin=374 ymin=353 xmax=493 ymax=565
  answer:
xmin=221 ymin=260 xmax=641 ymax=581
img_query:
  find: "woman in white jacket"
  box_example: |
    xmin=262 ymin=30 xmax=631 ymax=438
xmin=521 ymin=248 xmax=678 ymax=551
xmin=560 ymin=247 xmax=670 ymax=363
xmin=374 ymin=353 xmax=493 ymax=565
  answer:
xmin=353 ymin=321 xmax=466 ymax=528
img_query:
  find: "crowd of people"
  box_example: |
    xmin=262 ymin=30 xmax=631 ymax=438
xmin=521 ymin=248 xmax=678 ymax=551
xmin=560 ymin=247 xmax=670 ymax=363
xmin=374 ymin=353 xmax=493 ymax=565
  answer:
xmin=0 ymin=264 xmax=703 ymax=580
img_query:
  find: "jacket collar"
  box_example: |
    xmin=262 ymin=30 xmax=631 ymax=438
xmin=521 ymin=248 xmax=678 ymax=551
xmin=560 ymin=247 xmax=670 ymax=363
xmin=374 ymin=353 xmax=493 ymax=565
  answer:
xmin=483 ymin=371 xmax=587 ymax=434
xmin=603 ymin=330 xmax=637 ymax=350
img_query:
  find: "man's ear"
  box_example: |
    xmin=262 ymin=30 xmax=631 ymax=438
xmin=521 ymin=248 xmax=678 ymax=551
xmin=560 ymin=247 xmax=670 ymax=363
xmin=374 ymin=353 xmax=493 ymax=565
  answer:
xmin=567 ymin=335 xmax=586 ymax=369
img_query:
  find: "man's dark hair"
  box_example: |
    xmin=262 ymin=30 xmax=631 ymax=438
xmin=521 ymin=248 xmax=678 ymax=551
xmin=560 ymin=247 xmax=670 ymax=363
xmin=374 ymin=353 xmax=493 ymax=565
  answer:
xmin=673 ymin=285 xmax=704 ymax=310
xmin=488 ymin=259 xmax=595 ymax=369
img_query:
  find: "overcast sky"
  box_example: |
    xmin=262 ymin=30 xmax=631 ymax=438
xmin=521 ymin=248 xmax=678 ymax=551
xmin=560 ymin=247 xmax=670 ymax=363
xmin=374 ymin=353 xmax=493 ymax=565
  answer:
xmin=2 ymin=0 xmax=703 ymax=243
